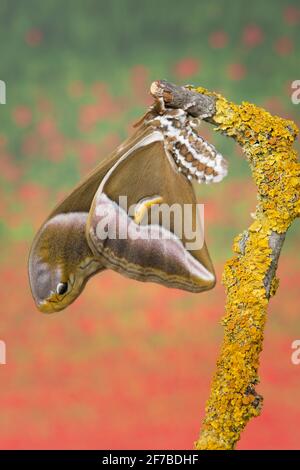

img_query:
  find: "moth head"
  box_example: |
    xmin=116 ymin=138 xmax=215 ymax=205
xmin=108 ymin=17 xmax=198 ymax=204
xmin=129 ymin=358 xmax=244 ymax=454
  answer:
xmin=28 ymin=212 xmax=103 ymax=313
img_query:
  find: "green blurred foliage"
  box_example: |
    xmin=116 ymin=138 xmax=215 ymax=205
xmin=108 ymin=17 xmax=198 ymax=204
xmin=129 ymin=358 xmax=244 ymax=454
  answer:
xmin=0 ymin=0 xmax=299 ymax=254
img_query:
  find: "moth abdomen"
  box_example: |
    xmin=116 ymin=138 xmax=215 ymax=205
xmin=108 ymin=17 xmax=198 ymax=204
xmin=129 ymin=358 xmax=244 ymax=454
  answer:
xmin=146 ymin=109 xmax=228 ymax=185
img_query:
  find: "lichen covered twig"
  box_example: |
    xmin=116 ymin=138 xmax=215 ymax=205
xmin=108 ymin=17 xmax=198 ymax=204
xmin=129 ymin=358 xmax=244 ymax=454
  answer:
xmin=151 ymin=81 xmax=300 ymax=449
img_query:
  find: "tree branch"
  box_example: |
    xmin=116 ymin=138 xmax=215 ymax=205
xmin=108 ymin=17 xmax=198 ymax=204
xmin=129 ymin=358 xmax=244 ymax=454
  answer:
xmin=150 ymin=80 xmax=300 ymax=449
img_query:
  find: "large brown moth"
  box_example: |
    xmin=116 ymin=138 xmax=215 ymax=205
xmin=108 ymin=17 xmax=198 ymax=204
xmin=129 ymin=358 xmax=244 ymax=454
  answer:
xmin=28 ymin=89 xmax=228 ymax=313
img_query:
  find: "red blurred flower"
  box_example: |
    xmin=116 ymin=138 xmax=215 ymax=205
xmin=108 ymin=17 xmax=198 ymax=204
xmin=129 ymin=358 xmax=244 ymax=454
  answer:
xmin=0 ymin=154 xmax=21 ymax=182
xmin=25 ymin=28 xmax=43 ymax=46
xmin=173 ymin=58 xmax=200 ymax=79
xmin=130 ymin=65 xmax=151 ymax=105
xmin=284 ymin=5 xmax=300 ymax=25
xmin=209 ymin=31 xmax=228 ymax=48
xmin=275 ymin=37 xmax=294 ymax=55
xmin=19 ymin=182 xmax=45 ymax=201
xmin=12 ymin=106 xmax=32 ymax=127
xmin=131 ymin=65 xmax=148 ymax=85
xmin=242 ymin=24 xmax=264 ymax=47
xmin=227 ymin=63 xmax=247 ymax=80
xmin=79 ymin=96 xmax=121 ymax=132
xmin=78 ymin=317 xmax=97 ymax=335
xmin=79 ymin=142 xmax=99 ymax=165
xmin=146 ymin=306 xmax=171 ymax=332
xmin=79 ymin=104 xmax=102 ymax=131
xmin=37 ymin=117 xmax=57 ymax=138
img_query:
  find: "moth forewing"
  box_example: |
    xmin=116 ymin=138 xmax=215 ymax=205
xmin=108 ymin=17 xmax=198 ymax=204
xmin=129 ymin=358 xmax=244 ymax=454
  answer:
xmin=28 ymin=125 xmax=154 ymax=312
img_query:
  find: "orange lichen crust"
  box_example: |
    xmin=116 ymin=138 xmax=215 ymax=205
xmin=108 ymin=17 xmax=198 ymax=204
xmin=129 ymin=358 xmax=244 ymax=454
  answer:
xmin=193 ymin=87 xmax=300 ymax=449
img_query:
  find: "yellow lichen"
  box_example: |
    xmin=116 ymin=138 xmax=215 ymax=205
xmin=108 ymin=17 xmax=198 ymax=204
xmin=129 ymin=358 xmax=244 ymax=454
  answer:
xmin=193 ymin=87 xmax=300 ymax=450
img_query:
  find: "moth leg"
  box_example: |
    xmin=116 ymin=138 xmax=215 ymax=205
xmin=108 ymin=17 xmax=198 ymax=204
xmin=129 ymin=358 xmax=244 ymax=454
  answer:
xmin=156 ymin=96 xmax=166 ymax=114
xmin=133 ymin=196 xmax=163 ymax=225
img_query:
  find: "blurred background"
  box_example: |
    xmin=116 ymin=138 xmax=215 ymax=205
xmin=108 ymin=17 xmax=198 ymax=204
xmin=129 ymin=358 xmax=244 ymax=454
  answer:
xmin=0 ymin=0 xmax=299 ymax=450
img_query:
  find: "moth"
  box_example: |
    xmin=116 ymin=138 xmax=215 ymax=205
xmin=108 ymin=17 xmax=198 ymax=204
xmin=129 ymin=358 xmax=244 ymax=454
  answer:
xmin=28 ymin=96 xmax=228 ymax=313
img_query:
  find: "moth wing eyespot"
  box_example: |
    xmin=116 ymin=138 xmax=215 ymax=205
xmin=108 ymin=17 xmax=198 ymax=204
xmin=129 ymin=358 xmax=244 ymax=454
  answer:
xmin=56 ymin=282 xmax=68 ymax=295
